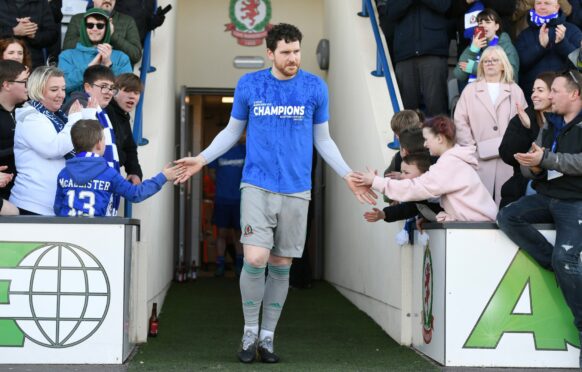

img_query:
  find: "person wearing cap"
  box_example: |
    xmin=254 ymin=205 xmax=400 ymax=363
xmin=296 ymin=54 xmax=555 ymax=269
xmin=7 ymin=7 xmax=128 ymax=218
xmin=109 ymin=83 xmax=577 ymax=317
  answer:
xmin=58 ymin=8 xmax=132 ymax=96
xmin=63 ymin=0 xmax=141 ymax=66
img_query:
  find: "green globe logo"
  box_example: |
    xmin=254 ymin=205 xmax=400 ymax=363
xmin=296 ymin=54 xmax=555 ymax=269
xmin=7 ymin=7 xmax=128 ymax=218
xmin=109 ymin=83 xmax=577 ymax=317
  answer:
xmin=7 ymin=243 xmax=111 ymax=348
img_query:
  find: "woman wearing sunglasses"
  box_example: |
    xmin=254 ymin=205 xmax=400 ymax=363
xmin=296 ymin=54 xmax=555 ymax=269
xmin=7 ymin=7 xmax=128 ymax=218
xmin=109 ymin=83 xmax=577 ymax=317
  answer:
xmin=58 ymin=8 xmax=131 ymax=96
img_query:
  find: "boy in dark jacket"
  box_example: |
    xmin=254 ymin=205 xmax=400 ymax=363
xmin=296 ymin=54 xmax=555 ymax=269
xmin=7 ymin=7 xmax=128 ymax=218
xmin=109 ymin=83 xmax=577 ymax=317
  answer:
xmin=54 ymin=119 xmax=182 ymax=216
xmin=364 ymin=153 xmax=442 ymax=224
xmin=105 ymin=73 xmax=143 ymax=184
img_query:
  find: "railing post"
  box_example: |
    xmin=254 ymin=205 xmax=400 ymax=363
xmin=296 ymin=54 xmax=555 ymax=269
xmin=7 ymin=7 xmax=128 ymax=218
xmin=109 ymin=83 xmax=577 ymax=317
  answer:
xmin=388 ymin=137 xmax=400 ymax=150
xmin=360 ymin=0 xmax=401 ymax=149
xmin=371 ymin=49 xmax=384 ymax=77
xmin=358 ymin=0 xmax=368 ymax=17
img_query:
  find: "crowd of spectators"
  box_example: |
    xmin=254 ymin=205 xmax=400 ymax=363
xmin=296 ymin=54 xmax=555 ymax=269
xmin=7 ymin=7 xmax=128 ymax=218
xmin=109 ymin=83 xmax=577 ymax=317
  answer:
xmin=379 ymin=0 xmax=582 ymax=207
xmin=0 ymin=0 xmax=168 ymax=217
xmin=380 ymin=1 xmax=582 ymax=367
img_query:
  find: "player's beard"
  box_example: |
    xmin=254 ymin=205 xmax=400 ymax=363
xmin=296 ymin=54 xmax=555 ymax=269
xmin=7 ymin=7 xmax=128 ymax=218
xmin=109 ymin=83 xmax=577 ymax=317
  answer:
xmin=274 ymin=60 xmax=300 ymax=78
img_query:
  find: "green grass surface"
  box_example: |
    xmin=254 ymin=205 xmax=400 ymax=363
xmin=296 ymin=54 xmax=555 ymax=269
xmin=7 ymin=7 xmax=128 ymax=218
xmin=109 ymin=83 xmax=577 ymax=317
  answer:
xmin=129 ymin=278 xmax=438 ymax=371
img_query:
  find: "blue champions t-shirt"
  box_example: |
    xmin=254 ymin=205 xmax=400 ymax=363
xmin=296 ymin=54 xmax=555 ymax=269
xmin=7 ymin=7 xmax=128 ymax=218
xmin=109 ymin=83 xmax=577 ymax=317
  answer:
xmin=208 ymin=143 xmax=245 ymax=204
xmin=231 ymin=68 xmax=329 ymax=194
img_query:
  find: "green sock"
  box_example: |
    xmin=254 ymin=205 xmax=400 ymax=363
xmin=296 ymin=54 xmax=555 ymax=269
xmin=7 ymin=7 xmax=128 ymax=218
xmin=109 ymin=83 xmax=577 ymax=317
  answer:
xmin=239 ymin=259 xmax=266 ymax=327
xmin=261 ymin=263 xmax=291 ymax=332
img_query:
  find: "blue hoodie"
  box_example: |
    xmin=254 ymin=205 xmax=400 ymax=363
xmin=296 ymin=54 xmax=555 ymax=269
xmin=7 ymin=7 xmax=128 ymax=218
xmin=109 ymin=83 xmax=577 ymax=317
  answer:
xmin=54 ymin=155 xmax=166 ymax=216
xmin=59 ymin=42 xmax=132 ymax=95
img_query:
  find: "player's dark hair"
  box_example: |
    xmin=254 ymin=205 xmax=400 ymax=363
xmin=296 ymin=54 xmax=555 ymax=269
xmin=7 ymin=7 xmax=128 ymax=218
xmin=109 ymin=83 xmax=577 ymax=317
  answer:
xmin=71 ymin=120 xmax=104 ymax=153
xmin=266 ymin=23 xmax=302 ymax=52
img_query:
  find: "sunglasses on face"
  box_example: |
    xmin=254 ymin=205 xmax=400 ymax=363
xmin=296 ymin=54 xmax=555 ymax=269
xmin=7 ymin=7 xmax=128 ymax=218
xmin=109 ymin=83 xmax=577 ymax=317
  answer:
xmin=86 ymin=22 xmax=106 ymax=30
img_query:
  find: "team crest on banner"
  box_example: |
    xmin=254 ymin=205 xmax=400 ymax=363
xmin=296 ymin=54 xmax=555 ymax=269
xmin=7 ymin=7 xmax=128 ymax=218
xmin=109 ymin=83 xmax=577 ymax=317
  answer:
xmin=225 ymin=0 xmax=273 ymax=46
xmin=422 ymin=243 xmax=434 ymax=344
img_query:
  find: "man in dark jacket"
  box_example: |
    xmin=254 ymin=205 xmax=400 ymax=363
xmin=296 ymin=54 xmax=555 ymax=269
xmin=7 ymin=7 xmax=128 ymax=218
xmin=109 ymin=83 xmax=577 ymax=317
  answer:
xmin=105 ymin=73 xmax=143 ymax=184
xmin=386 ymin=0 xmax=452 ymax=117
xmin=497 ymin=70 xmax=582 ymax=369
xmin=114 ymin=0 xmax=167 ymax=45
xmin=0 ymin=0 xmax=59 ymax=68
xmin=516 ymin=0 xmax=582 ymax=105
xmin=0 ymin=60 xmax=28 ymax=202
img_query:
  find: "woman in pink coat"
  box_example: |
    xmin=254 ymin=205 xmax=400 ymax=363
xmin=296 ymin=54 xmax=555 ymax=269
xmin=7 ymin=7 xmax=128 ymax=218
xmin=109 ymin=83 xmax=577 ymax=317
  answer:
xmin=454 ymin=45 xmax=527 ymax=206
xmin=352 ymin=116 xmax=497 ymax=222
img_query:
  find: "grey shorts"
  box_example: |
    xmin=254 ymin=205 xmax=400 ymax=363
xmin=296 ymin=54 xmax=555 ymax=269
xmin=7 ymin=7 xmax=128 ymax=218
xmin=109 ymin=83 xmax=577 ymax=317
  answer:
xmin=240 ymin=186 xmax=309 ymax=258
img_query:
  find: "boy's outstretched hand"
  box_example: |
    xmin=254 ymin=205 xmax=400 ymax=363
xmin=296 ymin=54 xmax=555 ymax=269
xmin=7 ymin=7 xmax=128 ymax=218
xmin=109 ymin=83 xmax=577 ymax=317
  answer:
xmin=363 ymin=207 xmax=385 ymax=222
xmin=173 ymin=155 xmax=206 ymax=184
xmin=162 ymin=163 xmax=186 ymax=182
xmin=345 ymin=171 xmax=377 ymax=205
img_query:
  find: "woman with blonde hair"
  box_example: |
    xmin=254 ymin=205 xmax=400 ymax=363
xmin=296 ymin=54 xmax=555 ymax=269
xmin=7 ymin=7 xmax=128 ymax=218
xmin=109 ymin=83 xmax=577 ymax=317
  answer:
xmin=10 ymin=66 xmax=95 ymax=215
xmin=454 ymin=46 xmax=528 ymax=206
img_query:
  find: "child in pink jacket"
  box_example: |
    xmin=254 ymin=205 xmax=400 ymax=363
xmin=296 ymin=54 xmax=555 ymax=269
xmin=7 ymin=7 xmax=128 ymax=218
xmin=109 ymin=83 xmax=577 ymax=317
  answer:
xmin=353 ymin=116 xmax=497 ymax=222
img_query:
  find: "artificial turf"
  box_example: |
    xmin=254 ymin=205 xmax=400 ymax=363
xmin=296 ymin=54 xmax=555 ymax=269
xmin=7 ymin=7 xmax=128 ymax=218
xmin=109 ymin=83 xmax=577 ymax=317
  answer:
xmin=128 ymin=277 xmax=438 ymax=371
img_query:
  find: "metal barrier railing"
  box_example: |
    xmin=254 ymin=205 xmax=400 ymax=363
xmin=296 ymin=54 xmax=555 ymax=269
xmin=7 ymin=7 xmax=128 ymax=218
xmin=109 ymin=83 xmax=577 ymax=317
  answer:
xmin=358 ymin=0 xmax=401 ymax=149
xmin=125 ymin=1 xmax=157 ymax=217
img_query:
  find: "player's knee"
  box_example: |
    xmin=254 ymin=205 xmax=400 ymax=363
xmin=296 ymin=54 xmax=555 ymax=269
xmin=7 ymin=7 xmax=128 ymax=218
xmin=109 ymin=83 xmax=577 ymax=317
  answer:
xmin=244 ymin=254 xmax=268 ymax=267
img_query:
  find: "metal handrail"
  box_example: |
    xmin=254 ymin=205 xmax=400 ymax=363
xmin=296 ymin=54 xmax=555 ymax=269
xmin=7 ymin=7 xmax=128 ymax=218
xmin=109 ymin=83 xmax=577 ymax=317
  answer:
xmin=358 ymin=0 xmax=401 ymax=149
xmin=125 ymin=1 xmax=158 ymax=217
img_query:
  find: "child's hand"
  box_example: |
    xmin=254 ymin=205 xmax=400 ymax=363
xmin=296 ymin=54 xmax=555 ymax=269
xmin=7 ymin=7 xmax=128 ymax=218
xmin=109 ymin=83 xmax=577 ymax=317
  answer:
xmin=87 ymin=96 xmax=99 ymax=109
xmin=416 ymin=217 xmax=427 ymax=233
xmin=345 ymin=172 xmax=377 ymax=205
xmin=173 ymin=155 xmax=206 ymax=184
xmin=162 ymin=162 xmax=185 ymax=182
xmin=68 ymin=100 xmax=82 ymax=115
xmin=363 ymin=208 xmax=385 ymax=222
xmin=386 ymin=171 xmax=402 ymax=180
xmin=352 ymin=167 xmax=376 ymax=187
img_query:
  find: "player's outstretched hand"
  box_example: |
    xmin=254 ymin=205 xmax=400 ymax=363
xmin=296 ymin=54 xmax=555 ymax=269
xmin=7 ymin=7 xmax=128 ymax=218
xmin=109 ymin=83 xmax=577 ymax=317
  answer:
xmin=345 ymin=172 xmax=377 ymax=205
xmin=363 ymin=207 xmax=385 ymax=222
xmin=350 ymin=167 xmax=376 ymax=187
xmin=173 ymin=155 xmax=206 ymax=184
xmin=162 ymin=163 xmax=185 ymax=182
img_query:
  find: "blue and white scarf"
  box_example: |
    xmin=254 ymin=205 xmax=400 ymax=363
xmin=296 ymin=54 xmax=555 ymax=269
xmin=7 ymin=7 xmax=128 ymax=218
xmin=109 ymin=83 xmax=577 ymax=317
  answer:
xmin=76 ymin=151 xmax=99 ymax=158
xmin=529 ymin=9 xmax=559 ymax=27
xmin=29 ymin=100 xmax=75 ymax=159
xmin=95 ymin=106 xmax=121 ymax=216
xmin=468 ymin=35 xmax=499 ymax=83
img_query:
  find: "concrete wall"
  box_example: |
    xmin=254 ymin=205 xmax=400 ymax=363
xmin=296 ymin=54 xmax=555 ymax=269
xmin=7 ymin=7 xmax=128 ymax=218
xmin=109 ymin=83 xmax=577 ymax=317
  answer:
xmin=175 ymin=0 xmax=325 ymax=88
xmin=322 ymin=0 xmax=410 ymax=344
xmin=130 ymin=0 xmax=178 ymax=337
